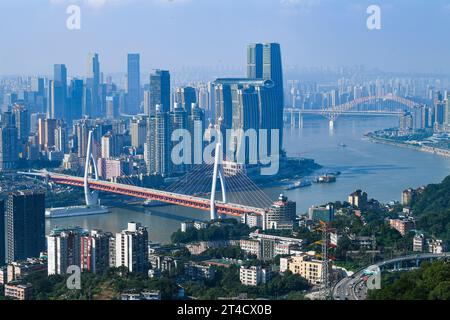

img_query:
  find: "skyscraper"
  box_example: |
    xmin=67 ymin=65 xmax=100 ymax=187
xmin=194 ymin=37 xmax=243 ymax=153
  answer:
xmin=126 ymin=54 xmax=141 ymax=115
xmin=130 ymin=116 xmax=147 ymax=152
xmin=247 ymin=43 xmax=263 ymax=79
xmin=80 ymin=229 xmax=111 ymax=274
xmin=69 ymin=79 xmax=84 ymax=125
xmin=148 ymin=70 xmax=170 ymax=115
xmin=0 ymin=112 xmax=18 ymax=170
xmin=0 ymin=199 xmax=4 ymax=266
xmin=246 ymin=43 xmax=284 ymax=151
xmin=261 ymin=43 xmax=284 ymax=151
xmin=115 ymin=222 xmax=149 ymax=273
xmin=50 ymin=64 xmax=68 ymax=120
xmin=47 ymin=226 xmax=84 ymax=275
xmin=86 ymin=53 xmax=101 ymax=118
xmin=6 ymin=190 xmax=45 ymax=263
xmin=176 ymin=86 xmax=197 ymax=116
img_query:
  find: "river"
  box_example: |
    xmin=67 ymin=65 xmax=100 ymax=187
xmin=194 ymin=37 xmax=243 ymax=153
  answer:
xmin=46 ymin=116 xmax=450 ymax=243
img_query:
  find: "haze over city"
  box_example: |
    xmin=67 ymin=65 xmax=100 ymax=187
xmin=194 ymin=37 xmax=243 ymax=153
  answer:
xmin=1 ymin=0 xmax=450 ymax=75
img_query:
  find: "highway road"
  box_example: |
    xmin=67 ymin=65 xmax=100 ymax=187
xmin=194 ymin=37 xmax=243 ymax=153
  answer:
xmin=332 ymin=252 xmax=450 ymax=300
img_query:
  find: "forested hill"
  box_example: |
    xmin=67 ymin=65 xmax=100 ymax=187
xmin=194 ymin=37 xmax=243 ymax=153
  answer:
xmin=412 ymin=175 xmax=450 ymax=244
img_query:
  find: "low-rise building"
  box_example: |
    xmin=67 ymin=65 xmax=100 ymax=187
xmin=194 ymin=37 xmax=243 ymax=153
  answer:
xmin=427 ymin=239 xmax=445 ymax=254
xmin=4 ymin=283 xmax=33 ymax=300
xmin=413 ymin=233 xmax=425 ymax=252
xmin=282 ymin=253 xmax=329 ymax=286
xmin=241 ymin=212 xmax=263 ymax=228
xmin=239 ymin=266 xmax=271 ymax=286
xmin=389 ymin=218 xmax=415 ymax=236
xmin=7 ymin=258 xmax=47 ymax=283
xmin=184 ymin=262 xmax=215 ymax=281
xmin=308 ymin=204 xmax=335 ymax=222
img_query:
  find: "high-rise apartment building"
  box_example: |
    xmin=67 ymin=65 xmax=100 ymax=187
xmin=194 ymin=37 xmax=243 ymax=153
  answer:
xmin=6 ymin=190 xmax=45 ymax=263
xmin=47 ymin=226 xmax=84 ymax=275
xmin=126 ymin=54 xmax=141 ymax=115
xmin=80 ymin=229 xmax=112 ymax=274
xmin=130 ymin=116 xmax=147 ymax=152
xmin=115 ymin=222 xmax=149 ymax=273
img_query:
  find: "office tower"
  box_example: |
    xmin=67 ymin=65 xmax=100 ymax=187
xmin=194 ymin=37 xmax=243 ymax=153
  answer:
xmin=115 ymin=222 xmax=149 ymax=273
xmin=445 ymin=99 xmax=450 ymax=132
xmin=69 ymin=79 xmax=84 ymax=125
xmin=47 ymin=226 xmax=84 ymax=275
xmin=0 ymin=113 xmax=18 ymax=170
xmin=130 ymin=116 xmax=147 ymax=152
xmin=80 ymin=229 xmax=111 ymax=274
xmin=85 ymin=53 xmax=101 ymax=118
xmin=49 ymin=64 xmax=67 ymax=120
xmin=31 ymin=77 xmax=45 ymax=96
xmin=171 ymin=103 xmax=188 ymax=173
xmin=176 ymin=86 xmax=197 ymax=116
xmin=126 ymin=54 xmax=141 ymax=115
xmin=261 ymin=43 xmax=284 ymax=150
xmin=37 ymin=118 xmax=57 ymax=151
xmin=213 ymin=78 xmax=276 ymax=161
xmin=148 ymin=70 xmax=170 ymax=115
xmin=6 ymin=190 xmax=45 ymax=263
xmin=247 ymin=43 xmax=263 ymax=79
xmin=74 ymin=119 xmax=91 ymax=158
xmin=207 ymin=82 xmax=216 ymax=121
xmin=12 ymin=104 xmax=30 ymax=143
xmin=101 ymin=132 xmax=119 ymax=158
xmin=2 ymin=93 xmax=18 ymax=113
xmin=188 ymin=103 xmax=205 ymax=166
xmin=0 ymin=199 xmax=4 ymax=266
xmin=106 ymin=95 xmax=120 ymax=119
xmin=31 ymin=77 xmax=46 ymax=114
xmin=143 ymin=90 xmax=151 ymax=116
xmin=263 ymin=194 xmax=296 ymax=230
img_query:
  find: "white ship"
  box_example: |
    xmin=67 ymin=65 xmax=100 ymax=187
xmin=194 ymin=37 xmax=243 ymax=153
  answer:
xmin=45 ymin=205 xmax=109 ymax=219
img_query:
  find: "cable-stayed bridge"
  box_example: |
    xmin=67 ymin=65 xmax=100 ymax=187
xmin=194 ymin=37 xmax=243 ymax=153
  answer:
xmin=21 ymin=131 xmax=272 ymax=220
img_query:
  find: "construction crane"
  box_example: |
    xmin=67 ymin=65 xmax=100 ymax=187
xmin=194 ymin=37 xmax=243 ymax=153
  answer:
xmin=315 ymin=220 xmax=336 ymax=300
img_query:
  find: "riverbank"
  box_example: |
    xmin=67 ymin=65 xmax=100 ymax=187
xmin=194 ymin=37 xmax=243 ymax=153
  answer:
xmin=366 ymin=134 xmax=450 ymax=158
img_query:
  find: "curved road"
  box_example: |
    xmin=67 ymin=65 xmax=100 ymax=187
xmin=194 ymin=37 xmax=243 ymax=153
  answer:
xmin=333 ymin=252 xmax=450 ymax=300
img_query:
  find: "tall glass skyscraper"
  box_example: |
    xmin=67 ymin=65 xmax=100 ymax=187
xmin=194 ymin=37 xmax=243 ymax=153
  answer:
xmin=248 ymin=43 xmax=284 ymax=152
xmin=0 ymin=199 xmax=4 ymax=266
xmin=69 ymin=79 xmax=84 ymax=125
xmin=50 ymin=64 xmax=67 ymax=120
xmin=6 ymin=190 xmax=45 ymax=263
xmin=127 ymin=53 xmax=141 ymax=115
xmin=247 ymin=43 xmax=263 ymax=79
xmin=86 ymin=53 xmax=101 ymax=117
xmin=148 ymin=70 xmax=171 ymax=115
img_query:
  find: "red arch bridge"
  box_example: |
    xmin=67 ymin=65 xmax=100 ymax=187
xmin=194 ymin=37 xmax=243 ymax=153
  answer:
xmin=25 ymin=171 xmax=266 ymax=218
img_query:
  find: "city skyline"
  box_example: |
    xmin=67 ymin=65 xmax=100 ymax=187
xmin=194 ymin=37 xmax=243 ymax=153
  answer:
xmin=1 ymin=0 xmax=450 ymax=75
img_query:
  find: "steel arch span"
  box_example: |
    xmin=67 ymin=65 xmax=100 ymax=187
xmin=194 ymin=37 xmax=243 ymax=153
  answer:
xmin=330 ymin=94 xmax=419 ymax=114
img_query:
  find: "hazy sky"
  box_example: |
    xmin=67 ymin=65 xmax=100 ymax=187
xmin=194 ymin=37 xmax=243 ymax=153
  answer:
xmin=1 ymin=0 xmax=450 ymax=76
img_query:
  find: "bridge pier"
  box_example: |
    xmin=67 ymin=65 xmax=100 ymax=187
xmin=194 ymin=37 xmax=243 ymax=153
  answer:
xmin=210 ymin=140 xmax=227 ymax=221
xmin=84 ymin=130 xmax=100 ymax=206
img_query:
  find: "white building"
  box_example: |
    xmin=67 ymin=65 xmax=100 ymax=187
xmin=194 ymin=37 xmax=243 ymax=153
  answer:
xmin=47 ymin=227 xmax=84 ymax=275
xmin=239 ymin=266 xmax=271 ymax=286
xmin=115 ymin=222 xmax=149 ymax=273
